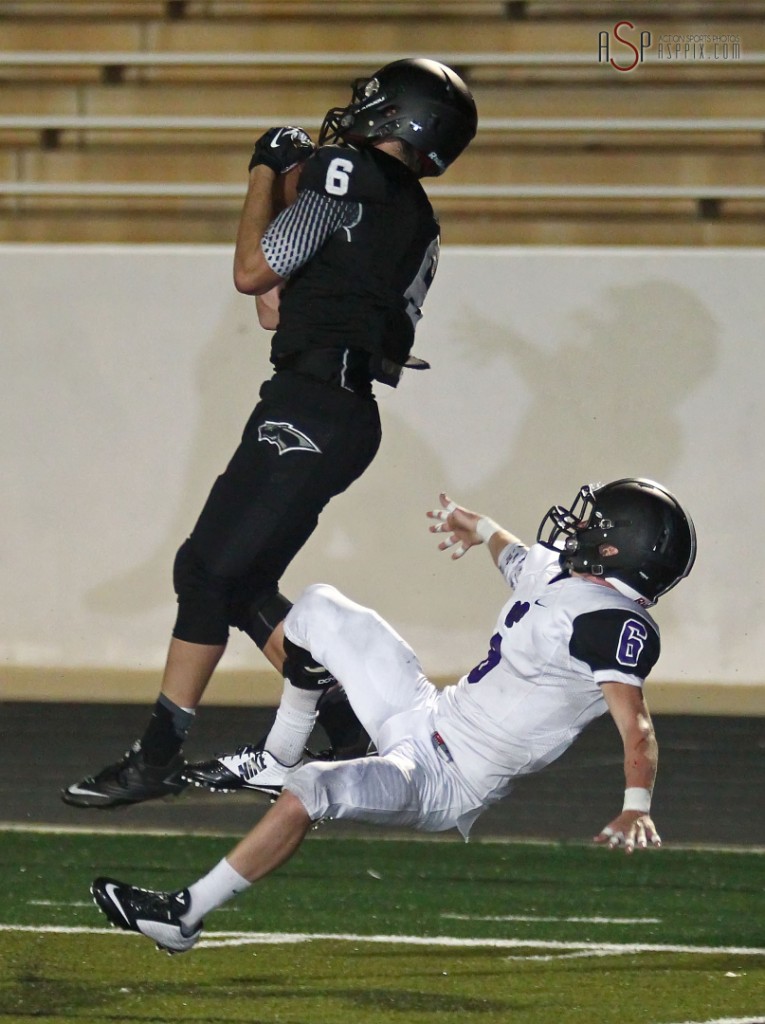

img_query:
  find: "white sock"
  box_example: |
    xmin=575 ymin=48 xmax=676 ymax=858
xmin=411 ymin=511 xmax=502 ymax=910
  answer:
xmin=181 ymin=857 xmax=251 ymax=931
xmin=262 ymin=680 xmax=319 ymax=765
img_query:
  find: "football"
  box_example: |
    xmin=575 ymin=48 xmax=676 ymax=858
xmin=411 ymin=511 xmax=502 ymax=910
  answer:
xmin=276 ymin=162 xmax=303 ymax=210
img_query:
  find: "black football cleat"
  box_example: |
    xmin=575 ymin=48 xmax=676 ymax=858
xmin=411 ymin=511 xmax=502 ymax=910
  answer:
xmin=91 ymin=876 xmax=202 ymax=953
xmin=62 ymin=743 xmax=188 ymax=808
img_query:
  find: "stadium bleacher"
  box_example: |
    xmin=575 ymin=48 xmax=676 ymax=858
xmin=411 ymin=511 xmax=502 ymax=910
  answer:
xmin=1 ymin=0 xmax=764 ymax=244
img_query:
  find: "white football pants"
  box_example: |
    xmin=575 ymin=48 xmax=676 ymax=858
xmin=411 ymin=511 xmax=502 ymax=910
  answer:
xmin=282 ymin=583 xmax=485 ymax=836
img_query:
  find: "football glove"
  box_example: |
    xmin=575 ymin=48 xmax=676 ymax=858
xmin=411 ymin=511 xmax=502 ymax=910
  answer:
xmin=248 ymin=126 xmax=315 ymax=174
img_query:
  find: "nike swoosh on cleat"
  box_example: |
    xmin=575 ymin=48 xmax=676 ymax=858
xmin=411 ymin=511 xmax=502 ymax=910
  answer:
xmin=104 ymin=884 xmax=132 ymax=928
xmin=304 ymin=665 xmax=328 ymax=674
xmin=65 ymin=784 xmax=106 ymax=798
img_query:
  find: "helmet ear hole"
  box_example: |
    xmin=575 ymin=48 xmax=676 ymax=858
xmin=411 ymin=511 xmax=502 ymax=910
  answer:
xmin=599 ymin=544 xmax=619 ymax=558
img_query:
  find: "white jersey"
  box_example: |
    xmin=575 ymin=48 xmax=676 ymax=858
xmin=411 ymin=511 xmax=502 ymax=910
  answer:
xmin=434 ymin=542 xmax=660 ymax=808
xmin=284 ymin=567 xmax=660 ymax=837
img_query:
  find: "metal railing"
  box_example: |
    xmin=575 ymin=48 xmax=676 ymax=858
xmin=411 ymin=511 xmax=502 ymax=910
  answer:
xmin=1 ymin=49 xmax=763 ymax=70
xmin=2 ymin=115 xmax=765 ymax=135
xmin=2 ymin=181 xmax=764 ymax=202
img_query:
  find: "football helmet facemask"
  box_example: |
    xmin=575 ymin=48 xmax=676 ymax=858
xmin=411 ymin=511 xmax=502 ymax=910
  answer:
xmin=537 ymin=477 xmax=696 ymax=606
xmin=319 ymin=57 xmax=477 ymax=176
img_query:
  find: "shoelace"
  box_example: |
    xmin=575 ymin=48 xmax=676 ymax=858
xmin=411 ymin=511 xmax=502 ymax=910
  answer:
xmin=232 ymin=744 xmax=259 ymax=757
xmin=91 ymin=750 xmax=133 ymax=785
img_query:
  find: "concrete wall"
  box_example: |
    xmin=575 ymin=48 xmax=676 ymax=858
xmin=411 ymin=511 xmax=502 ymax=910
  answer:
xmin=2 ymin=245 xmax=764 ymax=709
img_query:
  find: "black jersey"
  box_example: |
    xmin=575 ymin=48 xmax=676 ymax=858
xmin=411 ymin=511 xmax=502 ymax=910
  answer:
xmin=270 ymin=144 xmax=440 ymax=387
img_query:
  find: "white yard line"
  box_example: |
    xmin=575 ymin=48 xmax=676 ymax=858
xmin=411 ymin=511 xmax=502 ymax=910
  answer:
xmin=28 ymin=900 xmax=94 ymax=907
xmin=2 ymin=823 xmax=764 ymax=853
xmin=443 ymin=913 xmax=662 ymax=923
xmin=1 ymin=924 xmax=763 ymax=957
xmin=664 ymin=1019 xmax=765 ymax=1024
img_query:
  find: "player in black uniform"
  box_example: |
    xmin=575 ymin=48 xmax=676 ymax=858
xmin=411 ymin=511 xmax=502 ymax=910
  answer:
xmin=62 ymin=58 xmax=478 ymax=808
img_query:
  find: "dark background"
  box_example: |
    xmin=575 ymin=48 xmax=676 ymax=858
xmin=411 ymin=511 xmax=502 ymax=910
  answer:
xmin=6 ymin=701 xmax=764 ymax=846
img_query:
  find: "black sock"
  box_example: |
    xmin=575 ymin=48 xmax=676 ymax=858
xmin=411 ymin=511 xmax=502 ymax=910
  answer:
xmin=140 ymin=696 xmax=195 ymax=766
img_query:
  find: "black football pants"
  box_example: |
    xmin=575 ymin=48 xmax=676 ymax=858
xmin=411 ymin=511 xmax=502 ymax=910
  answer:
xmin=172 ymin=370 xmax=382 ymax=647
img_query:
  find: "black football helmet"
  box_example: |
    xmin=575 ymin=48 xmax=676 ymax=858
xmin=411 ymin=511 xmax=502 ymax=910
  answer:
xmin=537 ymin=478 xmax=696 ymax=605
xmin=318 ymin=57 xmax=478 ymax=176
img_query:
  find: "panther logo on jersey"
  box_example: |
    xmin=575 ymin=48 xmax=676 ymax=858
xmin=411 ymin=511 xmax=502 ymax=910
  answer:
xmin=258 ymin=421 xmax=322 ymax=455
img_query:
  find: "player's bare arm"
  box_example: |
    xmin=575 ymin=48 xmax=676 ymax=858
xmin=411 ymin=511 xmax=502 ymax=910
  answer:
xmin=428 ymin=491 xmax=522 ymax=563
xmin=233 ymin=166 xmax=285 ymax=295
xmin=596 ymin=681 xmax=661 ymax=854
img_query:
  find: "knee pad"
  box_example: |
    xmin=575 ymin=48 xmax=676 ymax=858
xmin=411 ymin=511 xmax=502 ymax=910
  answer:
xmin=231 ymin=589 xmax=293 ymax=649
xmin=283 ymin=635 xmax=336 ymax=691
xmin=172 ymin=539 xmax=230 ymax=645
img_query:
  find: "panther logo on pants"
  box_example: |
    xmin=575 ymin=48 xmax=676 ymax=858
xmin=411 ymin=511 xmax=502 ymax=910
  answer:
xmin=258 ymin=420 xmax=322 ymax=455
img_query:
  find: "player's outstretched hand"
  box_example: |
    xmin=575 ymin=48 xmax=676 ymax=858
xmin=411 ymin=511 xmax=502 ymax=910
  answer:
xmin=594 ymin=811 xmax=662 ymax=854
xmin=249 ymin=126 xmax=315 ymax=174
xmin=427 ymin=492 xmax=484 ymax=560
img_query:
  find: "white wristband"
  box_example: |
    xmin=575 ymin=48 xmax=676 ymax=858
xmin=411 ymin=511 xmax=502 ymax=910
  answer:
xmin=476 ymin=517 xmax=500 ymax=544
xmin=623 ymin=787 xmax=651 ymax=813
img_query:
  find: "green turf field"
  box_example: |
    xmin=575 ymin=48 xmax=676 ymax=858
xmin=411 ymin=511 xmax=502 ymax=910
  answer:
xmin=1 ymin=828 xmax=763 ymax=1024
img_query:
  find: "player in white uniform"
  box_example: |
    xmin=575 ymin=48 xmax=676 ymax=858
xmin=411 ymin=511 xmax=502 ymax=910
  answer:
xmin=91 ymin=478 xmax=696 ymax=953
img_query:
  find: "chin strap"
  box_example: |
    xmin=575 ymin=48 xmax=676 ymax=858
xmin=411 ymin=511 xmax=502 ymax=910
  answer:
xmin=604 ymin=576 xmax=653 ymax=607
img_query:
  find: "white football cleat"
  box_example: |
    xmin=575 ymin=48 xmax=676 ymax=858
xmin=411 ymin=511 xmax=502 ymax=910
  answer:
xmin=182 ymin=745 xmax=297 ymax=796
